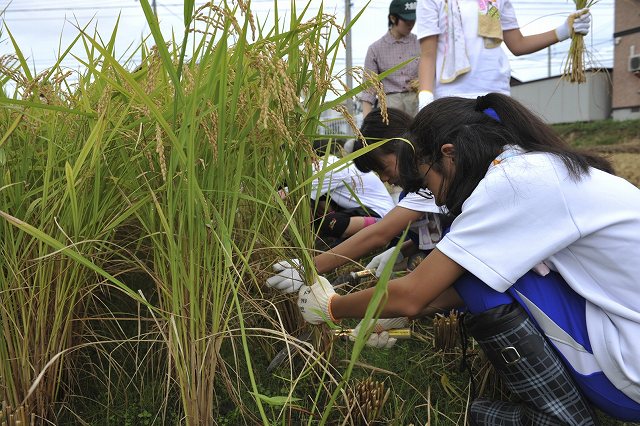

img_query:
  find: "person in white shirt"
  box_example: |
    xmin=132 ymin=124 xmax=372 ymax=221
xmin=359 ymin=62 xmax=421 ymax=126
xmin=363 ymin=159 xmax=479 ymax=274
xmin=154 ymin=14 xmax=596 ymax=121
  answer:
xmin=310 ymin=140 xmax=396 ymax=240
xmin=267 ymin=108 xmax=447 ymax=299
xmin=294 ymin=93 xmax=640 ymax=423
xmin=415 ymin=0 xmax=592 ymax=110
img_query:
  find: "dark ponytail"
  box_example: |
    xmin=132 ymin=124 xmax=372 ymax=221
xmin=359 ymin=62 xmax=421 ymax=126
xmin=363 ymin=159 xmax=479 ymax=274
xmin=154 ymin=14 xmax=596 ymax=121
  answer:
xmin=398 ymin=93 xmax=612 ymax=217
xmin=477 ymin=93 xmax=612 ymax=176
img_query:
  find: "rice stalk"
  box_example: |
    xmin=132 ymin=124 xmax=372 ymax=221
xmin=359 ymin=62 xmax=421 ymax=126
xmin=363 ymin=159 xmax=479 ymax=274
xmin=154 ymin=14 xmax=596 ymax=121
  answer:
xmin=344 ymin=377 xmax=390 ymax=425
xmin=0 ymin=0 xmax=394 ymax=423
xmin=0 ymin=24 xmax=156 ymax=422
xmin=103 ymin=0 xmax=368 ymax=422
xmin=562 ymin=0 xmax=598 ymax=83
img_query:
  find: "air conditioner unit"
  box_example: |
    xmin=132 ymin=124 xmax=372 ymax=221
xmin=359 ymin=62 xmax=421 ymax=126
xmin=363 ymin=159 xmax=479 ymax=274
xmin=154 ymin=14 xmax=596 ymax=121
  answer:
xmin=629 ymin=54 xmax=640 ymax=72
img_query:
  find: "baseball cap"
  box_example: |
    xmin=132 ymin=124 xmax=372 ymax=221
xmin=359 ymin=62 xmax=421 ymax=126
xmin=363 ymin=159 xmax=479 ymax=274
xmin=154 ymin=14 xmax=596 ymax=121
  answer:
xmin=389 ymin=0 xmax=417 ymax=21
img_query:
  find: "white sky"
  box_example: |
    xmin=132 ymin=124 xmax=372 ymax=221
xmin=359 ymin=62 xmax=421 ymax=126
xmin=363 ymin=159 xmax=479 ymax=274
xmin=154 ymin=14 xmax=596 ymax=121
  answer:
xmin=0 ymin=0 xmax=614 ymax=85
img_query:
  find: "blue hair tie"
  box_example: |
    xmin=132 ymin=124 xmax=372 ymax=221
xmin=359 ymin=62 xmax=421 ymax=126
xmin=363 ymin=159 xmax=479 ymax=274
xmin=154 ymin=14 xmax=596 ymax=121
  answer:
xmin=483 ymin=107 xmax=501 ymax=122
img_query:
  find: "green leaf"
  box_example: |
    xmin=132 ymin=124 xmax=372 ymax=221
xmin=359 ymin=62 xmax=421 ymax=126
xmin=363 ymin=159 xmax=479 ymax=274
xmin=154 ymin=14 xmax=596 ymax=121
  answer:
xmin=250 ymin=392 xmax=301 ymax=407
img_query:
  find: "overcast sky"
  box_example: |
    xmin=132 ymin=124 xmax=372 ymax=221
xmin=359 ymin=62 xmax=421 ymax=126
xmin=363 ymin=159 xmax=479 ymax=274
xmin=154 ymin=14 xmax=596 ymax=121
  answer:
xmin=1 ymin=0 xmax=614 ymax=85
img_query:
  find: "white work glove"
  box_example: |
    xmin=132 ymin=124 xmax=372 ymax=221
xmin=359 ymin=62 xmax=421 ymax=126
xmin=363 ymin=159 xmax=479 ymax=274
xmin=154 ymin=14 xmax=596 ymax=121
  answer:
xmin=266 ymin=259 xmax=305 ymax=294
xmin=365 ymin=247 xmax=404 ymax=277
xmin=297 ymin=276 xmax=337 ymax=325
xmin=418 ymin=90 xmax=434 ymax=112
xmin=349 ymin=317 xmax=409 ymax=349
xmin=555 ymin=8 xmax=591 ymax=42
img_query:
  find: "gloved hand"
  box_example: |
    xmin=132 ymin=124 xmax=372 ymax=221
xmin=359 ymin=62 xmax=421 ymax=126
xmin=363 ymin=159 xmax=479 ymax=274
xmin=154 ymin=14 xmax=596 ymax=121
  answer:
xmin=418 ymin=90 xmax=434 ymax=112
xmin=266 ymin=259 xmax=305 ymax=294
xmin=555 ymin=8 xmax=591 ymax=42
xmin=297 ymin=276 xmax=337 ymax=324
xmin=349 ymin=317 xmax=409 ymax=348
xmin=365 ymin=247 xmax=404 ymax=277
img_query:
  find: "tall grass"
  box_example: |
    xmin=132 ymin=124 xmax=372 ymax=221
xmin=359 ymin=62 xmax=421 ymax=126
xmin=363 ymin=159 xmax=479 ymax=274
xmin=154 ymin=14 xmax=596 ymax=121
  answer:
xmin=0 ymin=32 xmax=148 ymax=422
xmin=0 ymin=0 xmax=376 ymax=423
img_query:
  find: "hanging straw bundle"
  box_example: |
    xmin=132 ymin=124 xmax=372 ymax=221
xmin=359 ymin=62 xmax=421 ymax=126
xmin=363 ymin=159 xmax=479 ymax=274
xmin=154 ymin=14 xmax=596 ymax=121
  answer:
xmin=562 ymin=2 xmax=596 ymax=83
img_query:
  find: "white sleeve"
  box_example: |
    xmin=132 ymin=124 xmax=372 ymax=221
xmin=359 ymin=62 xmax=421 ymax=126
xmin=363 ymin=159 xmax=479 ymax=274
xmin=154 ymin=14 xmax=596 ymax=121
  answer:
xmin=416 ymin=0 xmax=444 ymax=40
xmin=437 ymin=159 xmax=580 ymax=292
xmin=499 ymin=0 xmax=520 ymax=31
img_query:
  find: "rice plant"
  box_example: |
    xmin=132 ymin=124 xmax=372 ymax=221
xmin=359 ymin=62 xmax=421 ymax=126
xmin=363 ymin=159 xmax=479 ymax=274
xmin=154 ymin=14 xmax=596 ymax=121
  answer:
xmin=0 ymin=29 xmax=149 ymax=422
xmin=1 ymin=0 xmax=376 ymax=423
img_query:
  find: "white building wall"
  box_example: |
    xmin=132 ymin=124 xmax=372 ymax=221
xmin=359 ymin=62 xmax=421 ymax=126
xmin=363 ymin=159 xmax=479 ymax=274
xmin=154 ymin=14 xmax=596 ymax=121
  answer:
xmin=319 ymin=109 xmax=354 ymax=137
xmin=611 ymin=107 xmax=640 ymax=121
xmin=511 ymin=71 xmax=612 ymax=124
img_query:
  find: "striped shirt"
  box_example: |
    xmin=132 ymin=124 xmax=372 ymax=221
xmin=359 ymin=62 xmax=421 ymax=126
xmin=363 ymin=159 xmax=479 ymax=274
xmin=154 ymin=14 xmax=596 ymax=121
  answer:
xmin=358 ymin=31 xmax=420 ymax=105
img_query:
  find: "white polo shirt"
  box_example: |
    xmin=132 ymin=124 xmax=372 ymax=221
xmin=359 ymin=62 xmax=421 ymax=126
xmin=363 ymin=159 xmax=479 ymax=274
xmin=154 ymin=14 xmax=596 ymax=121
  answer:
xmin=397 ymin=191 xmax=441 ymax=213
xmin=437 ymin=150 xmax=640 ymax=403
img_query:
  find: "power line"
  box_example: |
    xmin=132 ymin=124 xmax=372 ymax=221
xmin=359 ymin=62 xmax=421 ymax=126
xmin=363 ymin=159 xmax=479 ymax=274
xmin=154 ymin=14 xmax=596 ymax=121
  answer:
xmin=4 ymin=3 xmax=183 ymax=13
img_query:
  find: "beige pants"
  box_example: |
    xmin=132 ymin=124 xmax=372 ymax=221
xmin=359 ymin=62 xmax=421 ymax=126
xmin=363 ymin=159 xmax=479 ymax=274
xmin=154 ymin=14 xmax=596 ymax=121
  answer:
xmin=386 ymin=92 xmax=418 ymax=117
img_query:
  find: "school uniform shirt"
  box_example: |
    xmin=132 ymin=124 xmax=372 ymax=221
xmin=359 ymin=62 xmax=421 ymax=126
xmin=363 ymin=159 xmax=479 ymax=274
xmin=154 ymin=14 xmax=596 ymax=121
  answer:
xmin=415 ymin=0 xmax=519 ymax=99
xmin=357 ymin=31 xmax=420 ymax=105
xmin=437 ymin=149 xmax=640 ymax=403
xmin=311 ymin=155 xmax=396 ymax=218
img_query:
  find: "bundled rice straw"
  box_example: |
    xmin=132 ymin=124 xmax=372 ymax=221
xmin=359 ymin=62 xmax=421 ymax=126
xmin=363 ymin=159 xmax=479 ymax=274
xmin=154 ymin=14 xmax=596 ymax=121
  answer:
xmin=562 ymin=1 xmax=596 ymax=83
xmin=433 ymin=309 xmax=461 ymax=351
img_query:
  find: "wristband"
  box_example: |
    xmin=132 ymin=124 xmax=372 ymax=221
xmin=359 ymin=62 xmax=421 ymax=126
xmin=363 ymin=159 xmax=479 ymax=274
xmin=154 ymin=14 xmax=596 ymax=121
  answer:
xmin=363 ymin=216 xmax=378 ymax=227
xmin=327 ymin=294 xmax=340 ymax=323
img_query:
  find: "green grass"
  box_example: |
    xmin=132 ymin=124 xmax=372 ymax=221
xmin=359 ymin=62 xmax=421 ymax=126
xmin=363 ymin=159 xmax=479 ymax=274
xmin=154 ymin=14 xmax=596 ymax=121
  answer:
xmin=553 ymin=119 xmax=640 ymax=147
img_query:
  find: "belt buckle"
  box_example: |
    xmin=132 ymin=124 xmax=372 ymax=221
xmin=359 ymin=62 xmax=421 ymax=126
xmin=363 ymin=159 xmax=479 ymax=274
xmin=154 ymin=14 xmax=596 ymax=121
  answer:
xmin=501 ymin=346 xmax=521 ymax=365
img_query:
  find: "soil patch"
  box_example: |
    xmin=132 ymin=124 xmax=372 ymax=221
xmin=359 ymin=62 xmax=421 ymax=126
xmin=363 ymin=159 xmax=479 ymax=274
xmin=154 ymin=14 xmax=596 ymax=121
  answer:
xmin=583 ymin=140 xmax=640 ymax=154
xmin=609 ymin=153 xmax=640 ymax=187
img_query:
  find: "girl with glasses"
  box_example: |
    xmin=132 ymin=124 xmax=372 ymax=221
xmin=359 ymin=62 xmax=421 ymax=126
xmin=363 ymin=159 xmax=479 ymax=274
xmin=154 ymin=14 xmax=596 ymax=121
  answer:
xmin=295 ymin=93 xmax=640 ymax=423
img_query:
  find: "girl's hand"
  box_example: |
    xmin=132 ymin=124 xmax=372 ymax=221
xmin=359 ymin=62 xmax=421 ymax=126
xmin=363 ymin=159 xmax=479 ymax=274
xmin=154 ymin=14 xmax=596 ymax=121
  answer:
xmin=349 ymin=317 xmax=409 ymax=348
xmin=365 ymin=247 xmax=404 ymax=277
xmin=556 ymin=9 xmax=591 ymax=42
xmin=266 ymin=259 xmax=304 ymax=294
xmin=297 ymin=276 xmax=337 ymax=324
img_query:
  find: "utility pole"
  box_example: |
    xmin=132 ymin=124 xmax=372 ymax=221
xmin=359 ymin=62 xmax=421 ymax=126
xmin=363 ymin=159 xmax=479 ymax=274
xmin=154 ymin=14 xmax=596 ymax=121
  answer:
xmin=345 ymin=0 xmax=354 ymax=115
xmin=135 ymin=0 xmax=158 ymax=18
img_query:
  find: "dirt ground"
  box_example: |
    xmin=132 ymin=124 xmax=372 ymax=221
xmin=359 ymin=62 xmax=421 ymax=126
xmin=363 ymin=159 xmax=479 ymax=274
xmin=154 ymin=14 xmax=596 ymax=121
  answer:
xmin=585 ymin=141 xmax=640 ymax=187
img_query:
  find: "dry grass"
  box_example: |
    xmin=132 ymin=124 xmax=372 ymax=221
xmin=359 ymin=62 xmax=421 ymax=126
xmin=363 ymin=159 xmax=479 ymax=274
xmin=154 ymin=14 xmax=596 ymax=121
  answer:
xmin=583 ymin=141 xmax=640 ymax=187
xmin=609 ymin=152 xmax=640 ymax=187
